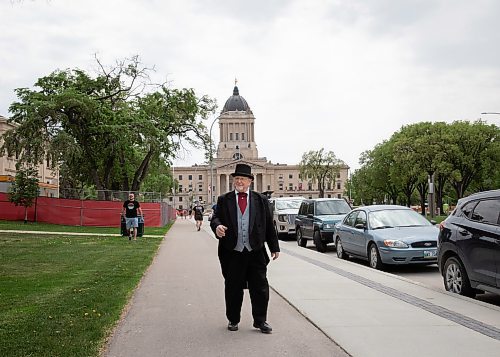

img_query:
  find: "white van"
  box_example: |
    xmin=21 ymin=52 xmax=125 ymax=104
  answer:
xmin=269 ymin=196 xmax=305 ymax=239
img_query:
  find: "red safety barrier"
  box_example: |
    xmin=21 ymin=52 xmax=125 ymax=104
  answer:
xmin=0 ymin=193 xmax=173 ymax=227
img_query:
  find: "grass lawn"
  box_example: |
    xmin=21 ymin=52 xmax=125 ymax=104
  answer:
xmin=0 ymin=223 xmax=172 ymax=357
xmin=0 ymin=220 xmax=168 ymax=236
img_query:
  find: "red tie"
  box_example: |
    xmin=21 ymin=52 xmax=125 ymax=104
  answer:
xmin=238 ymin=192 xmax=247 ymax=213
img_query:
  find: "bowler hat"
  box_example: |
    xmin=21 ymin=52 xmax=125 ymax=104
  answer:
xmin=231 ymin=163 xmax=254 ymax=180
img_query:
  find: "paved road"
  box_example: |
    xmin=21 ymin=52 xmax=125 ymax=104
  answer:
xmin=104 ymin=218 xmax=348 ymax=357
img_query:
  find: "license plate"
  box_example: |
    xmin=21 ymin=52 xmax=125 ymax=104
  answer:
xmin=423 ymin=250 xmax=437 ymax=258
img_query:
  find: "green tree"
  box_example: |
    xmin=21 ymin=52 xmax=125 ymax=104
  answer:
xmin=8 ymin=165 xmax=39 ymax=223
xmin=299 ymin=149 xmax=343 ymax=198
xmin=1 ymin=56 xmax=216 ymax=199
xmin=446 ymin=120 xmax=499 ymax=198
xmin=391 ymin=122 xmax=451 ymax=213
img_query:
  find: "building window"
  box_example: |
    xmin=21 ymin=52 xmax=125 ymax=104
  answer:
xmin=327 ymin=182 xmax=331 ymax=190
xmin=235 ymin=133 xmax=239 ymax=140
xmin=230 ymin=133 xmax=233 ymax=140
xmin=242 ymin=133 xmax=245 ymax=140
xmin=179 ymin=175 xmax=182 ymax=180
xmin=179 ymin=205 xmax=183 ymax=209
xmin=337 ymin=194 xmax=341 ymax=198
xmin=337 ymin=173 xmax=341 ymax=178
xmin=188 ymin=175 xmax=192 ymax=180
xmin=178 ymin=185 xmax=183 ymax=191
xmin=179 ymin=197 xmax=183 ymax=202
xmin=308 ymin=183 xmax=312 ymax=191
xmin=198 ymin=174 xmax=202 ymax=180
xmin=169 ymin=197 xmax=173 ymax=201
xmin=278 ymin=174 xmax=283 ymax=180
xmin=279 ymin=183 xmax=283 ymax=190
xmin=337 ymin=182 xmax=341 ymax=189
xmin=198 ymin=184 xmax=203 ymax=192
xmin=289 ymin=174 xmax=293 ymax=179
xmin=288 ymin=183 xmax=293 ymax=190
xmin=199 ymin=196 xmax=203 ymax=202
xmin=267 ymin=185 xmax=271 ymax=190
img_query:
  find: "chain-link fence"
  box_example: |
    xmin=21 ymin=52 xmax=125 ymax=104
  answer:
xmin=59 ymin=188 xmax=166 ymax=203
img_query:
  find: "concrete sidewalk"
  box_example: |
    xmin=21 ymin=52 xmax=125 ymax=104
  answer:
xmin=104 ymin=218 xmax=500 ymax=357
xmin=104 ymin=218 xmax=347 ymax=357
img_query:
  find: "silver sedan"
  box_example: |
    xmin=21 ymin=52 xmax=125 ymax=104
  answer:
xmin=334 ymin=205 xmax=439 ymax=270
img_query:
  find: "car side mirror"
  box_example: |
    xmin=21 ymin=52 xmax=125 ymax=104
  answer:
xmin=307 ymin=214 xmax=314 ymax=219
xmin=430 ymin=220 xmax=437 ymax=225
xmin=355 ymin=223 xmax=366 ymax=230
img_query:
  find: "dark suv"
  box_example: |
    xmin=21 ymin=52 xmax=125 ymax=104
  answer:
xmin=438 ymin=189 xmax=500 ymax=297
xmin=295 ymin=198 xmax=351 ymax=252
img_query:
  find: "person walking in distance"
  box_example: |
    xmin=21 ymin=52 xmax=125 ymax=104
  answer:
xmin=121 ymin=193 xmax=143 ymax=241
xmin=193 ymin=201 xmax=204 ymax=231
xmin=210 ymin=163 xmax=280 ymax=334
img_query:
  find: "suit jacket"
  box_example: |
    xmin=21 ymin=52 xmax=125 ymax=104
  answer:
xmin=210 ymin=190 xmax=280 ymax=255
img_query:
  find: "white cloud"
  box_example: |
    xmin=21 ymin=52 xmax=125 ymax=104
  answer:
xmin=1 ymin=0 xmax=499 ymax=171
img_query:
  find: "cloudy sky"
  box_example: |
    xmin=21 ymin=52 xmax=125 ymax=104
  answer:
xmin=1 ymin=0 xmax=500 ymax=171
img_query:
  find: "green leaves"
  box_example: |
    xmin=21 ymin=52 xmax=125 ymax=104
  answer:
xmin=8 ymin=165 xmax=39 ymax=208
xmin=299 ymin=148 xmax=343 ymax=198
xmin=351 ymin=120 xmax=499 ymax=206
xmin=1 ymin=56 xmax=216 ymax=195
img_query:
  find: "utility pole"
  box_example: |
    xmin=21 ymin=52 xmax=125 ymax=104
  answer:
xmin=428 ymin=173 xmax=435 ymax=219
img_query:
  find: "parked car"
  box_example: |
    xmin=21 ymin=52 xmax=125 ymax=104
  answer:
xmin=438 ymin=189 xmax=500 ymax=298
xmin=295 ymin=198 xmax=351 ymax=252
xmin=269 ymin=196 xmax=305 ymax=240
xmin=334 ymin=205 xmax=439 ymax=270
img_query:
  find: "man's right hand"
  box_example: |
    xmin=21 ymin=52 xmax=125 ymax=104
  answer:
xmin=216 ymin=225 xmax=228 ymax=238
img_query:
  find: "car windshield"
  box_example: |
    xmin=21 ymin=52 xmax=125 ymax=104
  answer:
xmin=369 ymin=209 xmax=432 ymax=229
xmin=316 ymin=200 xmax=351 ymax=215
xmin=275 ymin=200 xmax=303 ymax=210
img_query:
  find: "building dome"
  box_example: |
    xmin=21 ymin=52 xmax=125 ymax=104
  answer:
xmin=222 ymin=86 xmax=251 ymax=113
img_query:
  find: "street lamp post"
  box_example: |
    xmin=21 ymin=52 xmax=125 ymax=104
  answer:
xmin=172 ymin=165 xmax=176 ymax=215
xmin=209 ymin=116 xmax=218 ymax=205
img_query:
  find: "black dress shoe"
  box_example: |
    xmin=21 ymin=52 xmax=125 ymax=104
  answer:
xmin=253 ymin=321 xmax=272 ymax=334
xmin=227 ymin=322 xmax=238 ymax=331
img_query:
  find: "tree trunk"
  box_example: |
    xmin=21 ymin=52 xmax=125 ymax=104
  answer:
xmin=416 ymin=182 xmax=428 ymax=216
xmin=24 ymin=206 xmax=28 ymax=224
xmin=435 ymin=174 xmax=446 ymax=215
xmin=132 ymin=149 xmax=154 ymax=191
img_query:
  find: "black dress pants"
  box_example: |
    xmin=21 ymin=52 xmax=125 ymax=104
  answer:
xmin=219 ymin=247 xmax=269 ymax=324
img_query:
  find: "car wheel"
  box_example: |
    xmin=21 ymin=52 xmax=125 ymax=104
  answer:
xmin=336 ymin=237 xmax=347 ymax=259
xmin=369 ymin=243 xmax=383 ymax=270
xmin=443 ymin=256 xmax=475 ymax=298
xmin=313 ymin=230 xmax=327 ymax=253
xmin=296 ymin=228 xmax=307 ymax=247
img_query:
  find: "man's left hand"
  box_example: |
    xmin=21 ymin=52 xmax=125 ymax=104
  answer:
xmin=271 ymin=252 xmax=279 ymax=260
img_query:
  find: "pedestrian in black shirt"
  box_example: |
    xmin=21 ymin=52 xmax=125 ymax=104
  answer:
xmin=121 ymin=193 xmax=143 ymax=241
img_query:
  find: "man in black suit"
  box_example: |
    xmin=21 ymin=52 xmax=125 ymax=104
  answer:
xmin=210 ymin=163 xmax=280 ymax=334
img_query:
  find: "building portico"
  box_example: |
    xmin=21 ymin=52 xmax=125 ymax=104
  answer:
xmin=170 ymin=85 xmax=349 ymax=209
